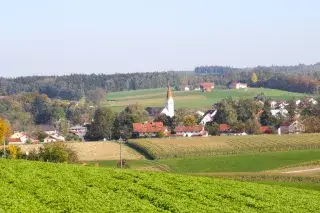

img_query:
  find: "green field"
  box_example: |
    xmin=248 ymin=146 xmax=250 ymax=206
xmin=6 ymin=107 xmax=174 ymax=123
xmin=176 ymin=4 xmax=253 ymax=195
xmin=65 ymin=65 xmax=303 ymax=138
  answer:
xmin=158 ymin=149 xmax=320 ymax=173
xmin=106 ymin=87 xmax=308 ymax=111
xmin=86 ymin=149 xmax=320 ymax=173
xmin=128 ymin=134 xmax=320 ymax=159
xmin=1 ymin=159 xmax=320 ymax=212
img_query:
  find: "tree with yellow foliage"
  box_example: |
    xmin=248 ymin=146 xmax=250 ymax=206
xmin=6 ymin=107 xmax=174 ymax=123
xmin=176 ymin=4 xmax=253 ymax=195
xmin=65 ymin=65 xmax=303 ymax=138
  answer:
xmin=251 ymin=72 xmax=258 ymax=84
xmin=183 ymin=115 xmax=196 ymax=126
xmin=0 ymin=117 xmax=11 ymax=145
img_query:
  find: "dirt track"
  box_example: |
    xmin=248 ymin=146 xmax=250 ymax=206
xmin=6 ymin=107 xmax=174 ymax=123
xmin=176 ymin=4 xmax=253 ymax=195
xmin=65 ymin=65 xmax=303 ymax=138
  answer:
xmin=19 ymin=142 xmax=144 ymax=161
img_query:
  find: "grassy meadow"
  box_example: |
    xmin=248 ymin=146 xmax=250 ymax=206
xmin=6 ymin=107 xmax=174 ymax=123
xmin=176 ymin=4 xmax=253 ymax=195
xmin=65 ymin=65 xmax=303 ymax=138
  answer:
xmin=106 ymin=87 xmax=308 ymax=111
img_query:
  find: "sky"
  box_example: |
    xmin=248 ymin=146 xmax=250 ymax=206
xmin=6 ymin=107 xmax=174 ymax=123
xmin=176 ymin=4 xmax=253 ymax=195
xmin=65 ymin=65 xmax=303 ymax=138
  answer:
xmin=0 ymin=0 xmax=320 ymax=77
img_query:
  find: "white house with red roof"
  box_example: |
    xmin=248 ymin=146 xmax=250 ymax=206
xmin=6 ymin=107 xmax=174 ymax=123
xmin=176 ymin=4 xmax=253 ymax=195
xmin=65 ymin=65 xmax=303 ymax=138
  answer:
xmin=133 ymin=122 xmax=170 ymax=138
xmin=229 ymin=82 xmax=247 ymax=89
xmin=200 ymin=82 xmax=215 ymax=92
xmin=278 ymin=120 xmax=305 ymax=135
xmin=174 ymin=125 xmax=208 ymax=137
xmin=8 ymin=132 xmax=28 ymax=145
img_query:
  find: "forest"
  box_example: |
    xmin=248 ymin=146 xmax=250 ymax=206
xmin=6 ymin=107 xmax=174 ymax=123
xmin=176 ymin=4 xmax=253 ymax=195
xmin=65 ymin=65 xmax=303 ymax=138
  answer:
xmin=0 ymin=63 xmax=320 ymax=100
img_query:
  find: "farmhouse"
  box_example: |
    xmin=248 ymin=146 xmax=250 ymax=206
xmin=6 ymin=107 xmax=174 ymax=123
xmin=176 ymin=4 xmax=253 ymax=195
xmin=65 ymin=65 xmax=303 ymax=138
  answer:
xmin=36 ymin=124 xmax=57 ymax=135
xmin=8 ymin=132 xmax=28 ymax=145
xmin=219 ymin=124 xmax=247 ymax=136
xmin=174 ymin=125 xmax=208 ymax=137
xmin=133 ymin=122 xmax=169 ymax=138
xmin=200 ymin=82 xmax=214 ymax=92
xmin=199 ymin=110 xmax=217 ymax=125
xmin=69 ymin=125 xmax=87 ymax=138
xmin=260 ymin=126 xmax=273 ymax=134
xmin=278 ymin=120 xmax=305 ymax=135
xmin=228 ymin=82 xmax=247 ymax=89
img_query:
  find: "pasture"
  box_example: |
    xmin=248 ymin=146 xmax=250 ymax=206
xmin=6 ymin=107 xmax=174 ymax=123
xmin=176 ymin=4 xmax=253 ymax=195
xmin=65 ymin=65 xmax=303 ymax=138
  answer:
xmin=1 ymin=159 xmax=319 ymax=212
xmin=106 ymin=87 xmax=307 ymax=111
xmin=128 ymin=134 xmax=320 ymax=159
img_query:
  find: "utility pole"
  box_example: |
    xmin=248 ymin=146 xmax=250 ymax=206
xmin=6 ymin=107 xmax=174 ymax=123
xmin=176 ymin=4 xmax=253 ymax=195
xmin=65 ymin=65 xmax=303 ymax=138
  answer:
xmin=2 ymin=138 xmax=6 ymax=158
xmin=119 ymin=136 xmax=123 ymax=168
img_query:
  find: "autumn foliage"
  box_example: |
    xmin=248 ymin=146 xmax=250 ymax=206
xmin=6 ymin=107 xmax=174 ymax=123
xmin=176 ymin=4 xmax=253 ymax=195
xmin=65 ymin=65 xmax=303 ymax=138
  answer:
xmin=0 ymin=117 xmax=11 ymax=144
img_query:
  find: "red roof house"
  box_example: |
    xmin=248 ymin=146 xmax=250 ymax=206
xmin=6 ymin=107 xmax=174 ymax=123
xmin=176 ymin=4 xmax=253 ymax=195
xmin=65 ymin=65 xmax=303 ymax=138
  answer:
xmin=260 ymin=126 xmax=273 ymax=134
xmin=219 ymin=124 xmax=231 ymax=132
xmin=200 ymin=82 xmax=215 ymax=92
xmin=174 ymin=125 xmax=207 ymax=137
xmin=133 ymin=122 xmax=169 ymax=137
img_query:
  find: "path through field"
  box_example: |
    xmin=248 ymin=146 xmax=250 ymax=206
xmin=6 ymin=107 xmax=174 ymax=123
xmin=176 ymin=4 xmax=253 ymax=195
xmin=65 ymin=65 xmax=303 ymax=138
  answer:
xmin=283 ymin=167 xmax=320 ymax=174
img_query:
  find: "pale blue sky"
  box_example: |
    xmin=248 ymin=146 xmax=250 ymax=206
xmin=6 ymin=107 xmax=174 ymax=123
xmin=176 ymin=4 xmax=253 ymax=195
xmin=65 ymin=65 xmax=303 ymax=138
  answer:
xmin=0 ymin=0 xmax=319 ymax=77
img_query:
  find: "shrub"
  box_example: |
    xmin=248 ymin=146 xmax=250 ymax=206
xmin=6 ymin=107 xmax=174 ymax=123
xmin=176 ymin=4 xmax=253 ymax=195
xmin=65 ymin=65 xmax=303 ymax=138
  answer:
xmin=0 ymin=146 xmax=23 ymax=159
xmin=156 ymin=131 xmax=166 ymax=138
xmin=32 ymin=142 xmax=78 ymax=163
xmin=116 ymin=159 xmax=130 ymax=168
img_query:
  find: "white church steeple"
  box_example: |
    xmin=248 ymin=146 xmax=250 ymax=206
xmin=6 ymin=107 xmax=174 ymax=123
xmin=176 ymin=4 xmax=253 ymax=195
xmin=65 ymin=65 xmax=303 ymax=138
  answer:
xmin=161 ymin=86 xmax=174 ymax=118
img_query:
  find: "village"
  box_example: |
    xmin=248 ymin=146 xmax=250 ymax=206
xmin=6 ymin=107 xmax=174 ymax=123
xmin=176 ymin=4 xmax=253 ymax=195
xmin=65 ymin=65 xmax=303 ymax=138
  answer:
xmin=6 ymin=81 xmax=317 ymax=145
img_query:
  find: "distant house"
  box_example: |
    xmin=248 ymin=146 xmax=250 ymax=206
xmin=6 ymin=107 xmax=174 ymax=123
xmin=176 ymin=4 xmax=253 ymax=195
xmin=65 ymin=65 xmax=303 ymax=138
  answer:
xmin=271 ymin=109 xmax=288 ymax=117
xmin=199 ymin=110 xmax=217 ymax=125
xmin=36 ymin=124 xmax=57 ymax=135
xmin=260 ymin=126 xmax=273 ymax=134
xmin=145 ymin=107 xmax=164 ymax=117
xmin=69 ymin=125 xmax=87 ymax=138
xmin=228 ymin=82 xmax=247 ymax=89
xmin=8 ymin=132 xmax=28 ymax=145
xmin=44 ymin=135 xmax=57 ymax=143
xmin=278 ymin=120 xmax=305 ymax=135
xmin=219 ymin=124 xmax=247 ymax=136
xmin=200 ymin=82 xmax=215 ymax=92
xmin=43 ymin=134 xmax=65 ymax=143
xmin=184 ymin=86 xmax=190 ymax=91
xmin=133 ymin=122 xmax=169 ymax=138
xmin=174 ymin=125 xmax=207 ymax=137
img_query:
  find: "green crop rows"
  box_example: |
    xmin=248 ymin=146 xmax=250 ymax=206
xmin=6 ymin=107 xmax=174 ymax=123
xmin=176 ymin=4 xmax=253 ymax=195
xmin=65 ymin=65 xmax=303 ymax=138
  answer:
xmin=129 ymin=134 xmax=320 ymax=159
xmin=0 ymin=159 xmax=320 ymax=212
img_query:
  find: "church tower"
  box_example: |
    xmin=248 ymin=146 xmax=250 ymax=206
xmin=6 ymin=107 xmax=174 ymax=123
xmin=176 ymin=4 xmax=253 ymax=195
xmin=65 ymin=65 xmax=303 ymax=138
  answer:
xmin=161 ymin=86 xmax=175 ymax=118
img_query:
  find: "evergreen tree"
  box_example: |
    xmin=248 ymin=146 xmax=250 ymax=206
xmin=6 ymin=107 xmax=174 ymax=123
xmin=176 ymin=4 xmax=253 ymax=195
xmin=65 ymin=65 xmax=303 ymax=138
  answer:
xmin=286 ymin=98 xmax=296 ymax=118
xmin=87 ymin=107 xmax=115 ymax=140
xmin=260 ymin=99 xmax=274 ymax=125
xmin=205 ymin=122 xmax=220 ymax=136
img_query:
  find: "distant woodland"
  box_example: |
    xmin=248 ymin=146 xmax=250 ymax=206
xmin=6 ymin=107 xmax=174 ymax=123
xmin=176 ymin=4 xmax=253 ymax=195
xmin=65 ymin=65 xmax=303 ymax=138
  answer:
xmin=1 ymin=63 xmax=320 ymax=100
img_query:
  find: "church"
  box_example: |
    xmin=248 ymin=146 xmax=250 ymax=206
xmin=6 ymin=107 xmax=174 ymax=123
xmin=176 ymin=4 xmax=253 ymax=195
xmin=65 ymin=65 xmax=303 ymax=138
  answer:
xmin=161 ymin=86 xmax=174 ymax=118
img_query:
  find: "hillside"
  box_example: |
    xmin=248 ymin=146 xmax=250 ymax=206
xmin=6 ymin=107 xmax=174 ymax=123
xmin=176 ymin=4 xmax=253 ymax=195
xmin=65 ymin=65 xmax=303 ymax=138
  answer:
xmin=107 ymin=87 xmax=307 ymax=111
xmin=0 ymin=160 xmax=319 ymax=212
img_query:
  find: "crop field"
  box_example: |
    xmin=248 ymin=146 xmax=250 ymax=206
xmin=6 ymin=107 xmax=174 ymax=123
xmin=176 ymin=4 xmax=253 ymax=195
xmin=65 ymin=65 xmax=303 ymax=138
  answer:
xmin=106 ymin=87 xmax=307 ymax=111
xmin=19 ymin=142 xmax=144 ymax=161
xmin=1 ymin=159 xmax=320 ymax=212
xmin=128 ymin=134 xmax=320 ymax=159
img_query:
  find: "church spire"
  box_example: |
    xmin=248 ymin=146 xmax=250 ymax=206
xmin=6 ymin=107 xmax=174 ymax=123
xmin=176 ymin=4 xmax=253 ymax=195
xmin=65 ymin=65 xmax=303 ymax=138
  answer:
xmin=167 ymin=86 xmax=173 ymax=99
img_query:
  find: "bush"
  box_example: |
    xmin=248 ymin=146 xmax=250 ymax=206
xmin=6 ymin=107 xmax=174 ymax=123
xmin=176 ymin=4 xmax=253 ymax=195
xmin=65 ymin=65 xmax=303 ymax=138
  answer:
xmin=116 ymin=159 xmax=130 ymax=168
xmin=156 ymin=131 xmax=166 ymax=138
xmin=24 ymin=142 xmax=78 ymax=163
xmin=0 ymin=145 xmax=23 ymax=159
